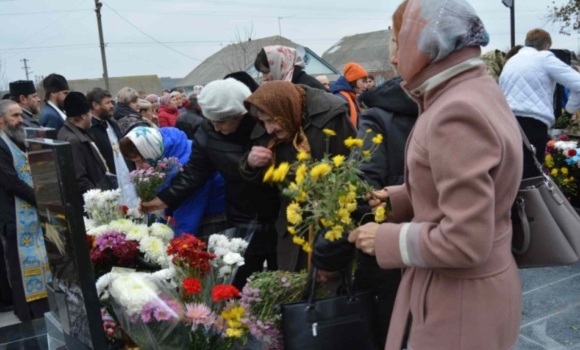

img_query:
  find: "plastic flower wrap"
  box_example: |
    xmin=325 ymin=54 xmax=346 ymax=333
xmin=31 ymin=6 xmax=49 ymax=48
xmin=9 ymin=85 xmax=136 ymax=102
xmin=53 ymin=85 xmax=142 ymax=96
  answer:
xmin=109 ymin=273 xmax=189 ymax=350
xmin=545 ymin=135 xmax=580 ymax=197
xmin=263 ymin=129 xmax=385 ymax=251
xmin=130 ymin=157 xmax=181 ymax=202
xmin=83 ymin=189 xmax=127 ymax=226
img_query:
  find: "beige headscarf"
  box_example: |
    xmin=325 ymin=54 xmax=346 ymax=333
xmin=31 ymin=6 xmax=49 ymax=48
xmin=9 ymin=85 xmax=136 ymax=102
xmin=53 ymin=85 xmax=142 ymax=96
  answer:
xmin=263 ymin=45 xmax=306 ymax=82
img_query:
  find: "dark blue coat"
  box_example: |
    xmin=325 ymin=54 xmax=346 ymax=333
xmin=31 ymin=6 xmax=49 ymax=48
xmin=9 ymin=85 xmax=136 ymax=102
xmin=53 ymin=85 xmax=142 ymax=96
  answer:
xmin=39 ymin=103 xmax=65 ymax=133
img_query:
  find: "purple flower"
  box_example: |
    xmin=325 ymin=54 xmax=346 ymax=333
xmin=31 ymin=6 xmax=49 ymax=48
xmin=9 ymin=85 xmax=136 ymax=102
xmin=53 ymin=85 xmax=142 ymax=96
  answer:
xmin=158 ymin=162 xmax=167 ymax=169
xmin=153 ymin=308 xmax=173 ymax=321
xmin=95 ymin=232 xmax=126 ymax=251
xmin=141 ymin=309 xmax=152 ymax=323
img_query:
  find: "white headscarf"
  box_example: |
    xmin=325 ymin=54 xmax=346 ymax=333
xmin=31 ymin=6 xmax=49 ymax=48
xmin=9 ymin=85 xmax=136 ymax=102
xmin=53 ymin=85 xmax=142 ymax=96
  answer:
xmin=263 ymin=45 xmax=306 ymax=82
xmin=126 ymin=127 xmax=164 ymax=165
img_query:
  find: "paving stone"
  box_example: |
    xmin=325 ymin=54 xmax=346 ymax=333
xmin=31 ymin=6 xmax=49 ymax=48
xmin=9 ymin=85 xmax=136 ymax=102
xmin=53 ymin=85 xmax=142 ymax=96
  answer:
xmin=519 ymin=263 xmax=580 ymax=294
xmin=520 ymin=305 xmax=580 ymax=349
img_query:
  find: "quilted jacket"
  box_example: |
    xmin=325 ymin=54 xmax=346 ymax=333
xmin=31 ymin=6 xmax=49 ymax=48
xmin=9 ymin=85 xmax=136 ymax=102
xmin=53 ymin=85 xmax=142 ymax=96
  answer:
xmin=500 ymin=47 xmax=580 ymax=127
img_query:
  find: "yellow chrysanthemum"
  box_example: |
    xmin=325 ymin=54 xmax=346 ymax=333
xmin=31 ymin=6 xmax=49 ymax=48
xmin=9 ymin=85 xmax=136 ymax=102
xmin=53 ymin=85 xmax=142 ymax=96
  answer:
xmin=226 ymin=328 xmax=243 ymax=338
xmin=295 ymin=190 xmax=307 ymax=202
xmin=337 ymin=208 xmax=351 ymax=225
xmin=302 ymin=243 xmax=313 ymax=253
xmin=288 ymin=227 xmax=296 ymax=235
xmin=375 ymin=206 xmax=386 ymax=223
xmin=292 ymin=236 xmax=305 ymax=246
xmin=346 ymin=191 xmax=357 ymax=203
xmin=346 ymin=202 xmax=357 ymax=213
xmin=320 ymin=218 xmax=334 ymax=227
xmin=366 ymin=129 xmax=373 ymax=134
xmin=551 ymin=168 xmax=559 ymax=177
xmin=323 ymin=128 xmax=337 ymax=137
xmin=272 ymin=162 xmax=290 ymax=182
xmin=372 ymin=134 xmax=383 ymax=145
xmin=324 ymin=231 xmax=337 ymax=241
xmin=561 ymin=167 xmax=569 ymax=176
xmin=296 ymin=151 xmax=310 ymax=161
xmin=296 ymin=164 xmax=307 ymax=184
xmin=310 ymin=163 xmax=332 ymax=181
xmin=333 ymin=155 xmax=346 ymax=167
xmin=348 ymin=183 xmax=357 ymax=192
xmin=344 ymin=137 xmax=364 ymax=149
xmin=263 ymin=165 xmax=275 ymax=183
xmin=332 ymin=225 xmax=343 ymax=240
xmin=287 ymin=202 xmax=303 ymax=225
xmin=363 ymin=150 xmax=371 ymax=157
xmin=545 ymin=155 xmax=555 ymax=169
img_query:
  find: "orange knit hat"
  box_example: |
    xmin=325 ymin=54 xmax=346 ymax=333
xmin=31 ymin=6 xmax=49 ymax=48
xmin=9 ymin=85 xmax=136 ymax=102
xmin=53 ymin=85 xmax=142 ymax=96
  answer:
xmin=344 ymin=62 xmax=368 ymax=82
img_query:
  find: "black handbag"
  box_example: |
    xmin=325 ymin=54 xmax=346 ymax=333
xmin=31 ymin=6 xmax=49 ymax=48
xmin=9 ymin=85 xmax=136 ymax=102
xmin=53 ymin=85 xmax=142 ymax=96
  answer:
xmin=280 ymin=268 xmax=377 ymax=350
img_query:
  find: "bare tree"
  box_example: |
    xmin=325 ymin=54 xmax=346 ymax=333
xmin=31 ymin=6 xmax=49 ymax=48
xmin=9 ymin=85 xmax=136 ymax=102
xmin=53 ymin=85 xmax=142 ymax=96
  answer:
xmin=221 ymin=24 xmax=257 ymax=73
xmin=548 ymin=0 xmax=580 ymax=35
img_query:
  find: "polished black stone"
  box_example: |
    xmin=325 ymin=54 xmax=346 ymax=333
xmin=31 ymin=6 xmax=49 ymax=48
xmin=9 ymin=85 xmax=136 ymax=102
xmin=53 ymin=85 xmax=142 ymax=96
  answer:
xmin=0 ymin=319 xmax=46 ymax=348
xmin=0 ymin=335 xmax=48 ymax=350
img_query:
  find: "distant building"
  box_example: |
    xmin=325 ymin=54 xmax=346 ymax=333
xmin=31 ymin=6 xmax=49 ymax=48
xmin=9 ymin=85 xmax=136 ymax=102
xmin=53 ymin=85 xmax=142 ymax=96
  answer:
xmin=176 ymin=35 xmax=339 ymax=92
xmin=323 ymin=29 xmax=394 ymax=85
xmin=159 ymin=77 xmax=184 ymax=91
xmin=38 ymin=75 xmax=165 ymax=99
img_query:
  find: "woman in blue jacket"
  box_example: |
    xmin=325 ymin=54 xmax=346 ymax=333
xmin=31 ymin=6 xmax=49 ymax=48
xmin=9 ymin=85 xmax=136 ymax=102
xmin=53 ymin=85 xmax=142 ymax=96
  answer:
xmin=120 ymin=126 xmax=227 ymax=238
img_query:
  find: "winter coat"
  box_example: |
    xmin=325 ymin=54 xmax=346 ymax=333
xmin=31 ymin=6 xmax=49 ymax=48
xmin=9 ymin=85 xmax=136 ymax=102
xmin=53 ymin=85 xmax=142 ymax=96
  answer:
xmin=57 ymin=121 xmax=107 ymax=195
xmin=377 ymin=47 xmax=523 ymax=350
xmin=157 ymin=128 xmax=225 ymax=236
xmin=500 ymin=46 xmax=580 ymax=127
xmin=313 ymin=77 xmax=418 ymax=346
xmin=175 ymin=108 xmax=205 ymax=140
xmin=113 ymin=103 xmax=153 ymax=136
xmin=0 ymin=136 xmax=36 ymax=233
xmin=88 ymin=117 xmax=134 ymax=175
xmin=157 ymin=115 xmax=280 ymax=254
xmin=292 ymin=65 xmax=327 ymax=90
xmin=331 ymin=75 xmax=362 ymax=127
xmin=158 ymin=105 xmax=180 ymax=128
xmin=39 ymin=103 xmax=65 ymax=133
xmin=240 ymin=85 xmax=356 ymax=271
xmin=21 ymin=109 xmax=41 ymax=128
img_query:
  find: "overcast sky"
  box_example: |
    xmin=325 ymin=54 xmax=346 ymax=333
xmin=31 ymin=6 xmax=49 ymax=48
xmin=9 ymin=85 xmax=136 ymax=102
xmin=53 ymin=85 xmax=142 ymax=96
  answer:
xmin=0 ymin=0 xmax=577 ymax=87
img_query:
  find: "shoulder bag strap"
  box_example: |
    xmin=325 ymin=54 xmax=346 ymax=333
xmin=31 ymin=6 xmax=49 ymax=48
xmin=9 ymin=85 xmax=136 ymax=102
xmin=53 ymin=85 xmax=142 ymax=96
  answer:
xmin=517 ymin=123 xmax=546 ymax=177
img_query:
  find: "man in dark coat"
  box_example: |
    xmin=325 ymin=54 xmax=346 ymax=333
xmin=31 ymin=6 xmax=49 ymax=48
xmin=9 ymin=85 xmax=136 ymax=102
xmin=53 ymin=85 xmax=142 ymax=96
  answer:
xmin=313 ymin=77 xmax=418 ymax=347
xmin=57 ymin=92 xmax=107 ymax=195
xmin=39 ymin=74 xmax=70 ymax=133
xmin=175 ymin=94 xmax=205 ymax=140
xmin=142 ymin=79 xmax=281 ymax=290
xmin=9 ymin=80 xmax=41 ymax=128
xmin=0 ymin=100 xmax=50 ymax=321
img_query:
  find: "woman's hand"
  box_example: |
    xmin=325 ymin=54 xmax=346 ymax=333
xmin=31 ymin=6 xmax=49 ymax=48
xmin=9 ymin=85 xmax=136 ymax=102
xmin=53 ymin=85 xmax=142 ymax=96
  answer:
xmin=141 ymin=197 xmax=169 ymax=213
xmin=348 ymin=223 xmax=380 ymax=256
xmin=368 ymin=189 xmax=389 ymax=212
xmin=247 ymin=146 xmax=272 ymax=168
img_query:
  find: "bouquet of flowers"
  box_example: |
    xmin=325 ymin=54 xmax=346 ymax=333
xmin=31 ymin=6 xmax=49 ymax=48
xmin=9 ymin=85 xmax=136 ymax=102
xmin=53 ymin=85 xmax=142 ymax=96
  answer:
xmin=88 ymin=231 xmax=140 ymax=278
xmin=263 ymin=129 xmax=384 ymax=251
xmin=545 ymin=135 xmax=580 ymax=197
xmin=83 ymin=189 xmax=127 ymax=226
xmin=130 ymin=157 xmax=181 ymax=202
xmin=108 ymin=273 xmax=190 ymax=350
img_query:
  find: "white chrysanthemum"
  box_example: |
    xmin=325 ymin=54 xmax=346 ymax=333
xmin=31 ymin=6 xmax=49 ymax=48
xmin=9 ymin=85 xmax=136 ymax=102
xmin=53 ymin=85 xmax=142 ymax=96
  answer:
xmin=109 ymin=219 xmax=135 ymax=234
xmin=96 ymin=272 xmax=120 ymax=300
xmin=208 ymin=234 xmax=230 ymax=251
xmin=109 ymin=274 xmax=160 ymax=316
xmin=228 ymin=238 xmax=249 ymax=254
xmin=149 ymin=223 xmax=174 ymax=242
xmin=223 ymin=252 xmax=245 ymax=267
xmin=555 ymin=141 xmax=578 ymax=151
xmin=127 ymin=208 xmax=144 ymax=220
xmin=125 ymin=225 xmax=149 ymax=242
xmin=213 ymin=247 xmax=230 ymax=259
xmin=84 ymin=218 xmax=96 ymax=231
xmin=139 ymin=236 xmax=168 ymax=267
xmin=87 ymin=224 xmax=111 ymax=237
xmin=218 ymin=265 xmax=232 ymax=279
xmin=152 ymin=268 xmax=174 ymax=281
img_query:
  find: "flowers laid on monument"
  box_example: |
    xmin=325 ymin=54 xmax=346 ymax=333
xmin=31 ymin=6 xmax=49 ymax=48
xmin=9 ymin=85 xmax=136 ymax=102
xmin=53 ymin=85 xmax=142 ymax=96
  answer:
xmin=263 ymin=129 xmax=385 ymax=251
xmin=545 ymin=135 xmax=580 ymax=196
xmin=130 ymin=157 xmax=182 ymax=202
xmin=83 ymin=189 xmax=127 ymax=226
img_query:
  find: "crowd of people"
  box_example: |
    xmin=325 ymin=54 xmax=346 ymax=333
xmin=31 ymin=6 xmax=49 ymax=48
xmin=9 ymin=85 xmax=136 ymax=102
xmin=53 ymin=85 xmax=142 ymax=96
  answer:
xmin=2 ymin=0 xmax=580 ymax=348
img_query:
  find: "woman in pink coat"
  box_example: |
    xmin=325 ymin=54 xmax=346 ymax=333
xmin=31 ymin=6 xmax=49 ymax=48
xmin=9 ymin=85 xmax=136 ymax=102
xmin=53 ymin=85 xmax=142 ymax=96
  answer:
xmin=349 ymin=0 xmax=523 ymax=349
xmin=157 ymin=93 xmax=180 ymax=127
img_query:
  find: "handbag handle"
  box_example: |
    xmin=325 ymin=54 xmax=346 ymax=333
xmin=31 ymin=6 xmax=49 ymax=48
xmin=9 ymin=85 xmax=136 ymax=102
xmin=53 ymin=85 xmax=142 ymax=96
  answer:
xmin=517 ymin=123 xmax=552 ymax=182
xmin=304 ymin=268 xmax=355 ymax=309
xmin=512 ymin=197 xmax=531 ymax=255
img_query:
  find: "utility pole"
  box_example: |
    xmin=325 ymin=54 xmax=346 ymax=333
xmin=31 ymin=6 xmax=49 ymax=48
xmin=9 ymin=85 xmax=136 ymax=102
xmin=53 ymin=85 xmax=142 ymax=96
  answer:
xmin=278 ymin=17 xmax=282 ymax=36
xmin=502 ymin=0 xmax=515 ymax=48
xmin=21 ymin=59 xmax=31 ymax=80
xmin=94 ymin=0 xmax=110 ymax=91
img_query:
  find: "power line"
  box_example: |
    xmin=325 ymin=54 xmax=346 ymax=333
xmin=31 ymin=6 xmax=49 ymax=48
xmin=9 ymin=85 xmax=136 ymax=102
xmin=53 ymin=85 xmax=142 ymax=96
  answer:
xmin=102 ymin=2 xmax=202 ymax=62
xmin=0 ymin=10 xmax=91 ymax=16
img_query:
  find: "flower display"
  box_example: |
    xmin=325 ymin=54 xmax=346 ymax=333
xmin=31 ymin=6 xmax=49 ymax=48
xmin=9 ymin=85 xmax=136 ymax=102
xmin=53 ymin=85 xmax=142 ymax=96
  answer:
xmin=89 ymin=231 xmax=140 ymax=278
xmin=182 ymin=277 xmax=202 ymax=295
xmin=130 ymin=157 xmax=181 ymax=202
xmin=83 ymin=189 xmax=126 ymax=226
xmin=212 ymin=285 xmax=241 ymax=302
xmin=545 ymin=136 xmax=580 ymax=197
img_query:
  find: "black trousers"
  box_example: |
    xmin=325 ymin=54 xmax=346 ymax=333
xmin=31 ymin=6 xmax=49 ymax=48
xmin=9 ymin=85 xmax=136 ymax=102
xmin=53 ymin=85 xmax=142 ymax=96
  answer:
xmin=0 ymin=232 xmax=13 ymax=307
xmin=516 ymin=117 xmax=549 ymax=179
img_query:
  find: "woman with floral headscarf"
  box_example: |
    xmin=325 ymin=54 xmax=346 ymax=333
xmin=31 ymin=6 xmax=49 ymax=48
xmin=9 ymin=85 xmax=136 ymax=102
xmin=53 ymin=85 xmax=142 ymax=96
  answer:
xmin=120 ymin=126 xmax=227 ymax=238
xmin=347 ymin=0 xmax=523 ymax=349
xmin=254 ymin=45 xmax=326 ymax=90
xmin=239 ymin=81 xmax=356 ymax=271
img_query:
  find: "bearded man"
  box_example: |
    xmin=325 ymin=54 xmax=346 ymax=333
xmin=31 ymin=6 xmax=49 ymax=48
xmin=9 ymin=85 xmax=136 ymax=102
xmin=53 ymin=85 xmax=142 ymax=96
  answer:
xmin=39 ymin=73 xmax=69 ymax=133
xmin=0 ymin=100 xmax=50 ymax=321
xmin=87 ymin=88 xmax=138 ymax=207
xmin=9 ymin=80 xmax=41 ymax=128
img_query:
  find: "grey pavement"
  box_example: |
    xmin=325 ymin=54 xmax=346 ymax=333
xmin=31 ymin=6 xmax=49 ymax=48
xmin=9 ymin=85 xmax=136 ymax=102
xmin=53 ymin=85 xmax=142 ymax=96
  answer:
xmin=518 ymin=262 xmax=580 ymax=349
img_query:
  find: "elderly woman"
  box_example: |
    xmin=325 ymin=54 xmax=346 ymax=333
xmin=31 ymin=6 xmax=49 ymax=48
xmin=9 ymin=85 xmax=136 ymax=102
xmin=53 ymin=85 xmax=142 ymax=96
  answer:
xmin=348 ymin=1 xmax=523 ymax=349
xmin=157 ymin=93 xmax=180 ymax=128
xmin=138 ymin=99 xmax=159 ymax=127
xmin=254 ymin=45 xmax=326 ymax=89
xmin=145 ymin=94 xmax=159 ymax=113
xmin=113 ymin=87 xmax=155 ymax=136
xmin=120 ymin=126 xmax=227 ymax=237
xmin=240 ymin=81 xmax=356 ymax=271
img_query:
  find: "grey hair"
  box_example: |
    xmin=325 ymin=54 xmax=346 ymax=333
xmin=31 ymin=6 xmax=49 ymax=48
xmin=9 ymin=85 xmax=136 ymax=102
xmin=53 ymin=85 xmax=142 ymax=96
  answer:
xmin=117 ymin=87 xmax=139 ymax=104
xmin=138 ymin=99 xmax=152 ymax=112
xmin=0 ymin=100 xmax=18 ymax=118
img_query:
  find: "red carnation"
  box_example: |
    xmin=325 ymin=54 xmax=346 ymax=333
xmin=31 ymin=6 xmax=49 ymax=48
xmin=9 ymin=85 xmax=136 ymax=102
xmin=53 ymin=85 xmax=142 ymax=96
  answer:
xmin=112 ymin=241 xmax=139 ymax=265
xmin=182 ymin=277 xmax=202 ymax=295
xmin=568 ymin=149 xmax=577 ymax=157
xmin=167 ymin=234 xmax=215 ymax=275
xmin=211 ymin=284 xmax=240 ymax=302
xmin=119 ymin=205 xmax=129 ymax=216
